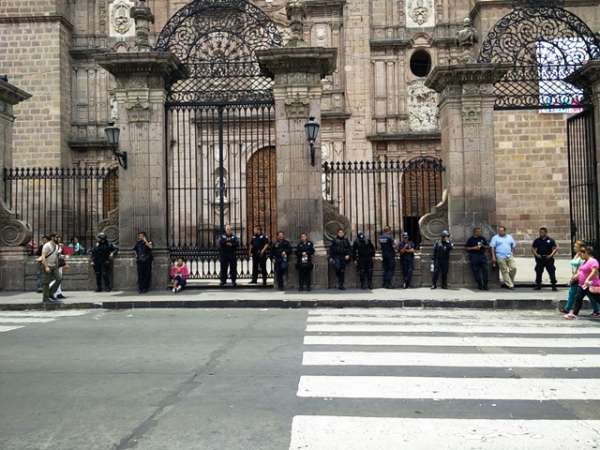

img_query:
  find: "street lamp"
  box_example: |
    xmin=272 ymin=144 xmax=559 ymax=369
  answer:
xmin=304 ymin=116 xmax=320 ymax=166
xmin=105 ymin=122 xmax=128 ymax=170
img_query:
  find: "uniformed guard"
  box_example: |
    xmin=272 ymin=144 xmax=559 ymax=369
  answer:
xmin=465 ymin=227 xmax=490 ymax=290
xmin=432 ymin=230 xmax=454 ymax=289
xmin=352 ymin=232 xmax=375 ymax=289
xmin=296 ymin=233 xmax=315 ymax=291
xmin=271 ymin=231 xmax=292 ymax=291
xmin=133 ymin=231 xmax=153 ymax=294
xmin=398 ymin=232 xmax=416 ymax=289
xmin=90 ymin=232 xmax=117 ymax=292
xmin=379 ymin=226 xmax=396 ymax=289
xmin=250 ymin=226 xmax=270 ymax=286
xmin=532 ymin=227 xmax=558 ymax=291
xmin=218 ymin=224 xmax=240 ymax=287
xmin=329 ymin=228 xmax=352 ymax=290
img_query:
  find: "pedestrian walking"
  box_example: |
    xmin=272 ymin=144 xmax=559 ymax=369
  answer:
xmin=329 ymin=229 xmax=352 ymax=290
xmin=379 ymin=226 xmax=396 ymax=288
xmin=561 ymin=240 xmax=585 ymax=314
xmin=91 ymin=232 xmax=117 ymax=292
xmin=218 ymin=225 xmax=239 ymax=287
xmin=170 ymin=258 xmax=190 ymax=293
xmin=134 ymin=231 xmax=153 ymax=294
xmin=431 ymin=230 xmax=453 ymax=289
xmin=51 ymin=235 xmax=67 ymax=300
xmin=296 ymin=233 xmax=315 ymax=291
xmin=352 ymin=232 xmax=375 ymax=290
xmin=271 ymin=231 xmax=292 ymax=291
xmin=564 ymin=245 xmax=600 ymax=319
xmin=398 ymin=232 xmax=416 ymax=289
xmin=38 ymin=232 xmax=62 ymax=304
xmin=465 ymin=227 xmax=490 ymax=290
xmin=532 ymin=227 xmax=558 ymax=291
xmin=35 ymin=235 xmax=49 ymax=293
xmin=250 ymin=226 xmax=270 ymax=286
xmin=490 ymin=226 xmax=517 ymax=289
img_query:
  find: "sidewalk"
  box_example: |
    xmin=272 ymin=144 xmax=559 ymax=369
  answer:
xmin=0 ymin=287 xmax=569 ymax=311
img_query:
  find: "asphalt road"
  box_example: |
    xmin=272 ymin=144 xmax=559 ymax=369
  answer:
xmin=1 ymin=308 xmax=600 ymax=450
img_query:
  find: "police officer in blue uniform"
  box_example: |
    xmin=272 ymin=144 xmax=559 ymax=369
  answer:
xmin=271 ymin=231 xmax=292 ymax=291
xmin=352 ymin=232 xmax=375 ymax=290
xmin=250 ymin=226 xmax=270 ymax=286
xmin=432 ymin=230 xmax=454 ymax=289
xmin=329 ymin=228 xmax=352 ymax=290
xmin=296 ymin=233 xmax=315 ymax=291
xmin=532 ymin=227 xmax=558 ymax=291
xmin=218 ymin=224 xmax=239 ymax=287
xmin=379 ymin=226 xmax=396 ymax=289
xmin=398 ymin=232 xmax=416 ymax=289
xmin=465 ymin=227 xmax=490 ymax=290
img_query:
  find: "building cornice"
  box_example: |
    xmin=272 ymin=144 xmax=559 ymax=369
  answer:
xmin=0 ymin=14 xmax=74 ymax=31
xmin=367 ymin=132 xmax=441 ymax=142
xmin=469 ymin=0 xmax=600 ymax=20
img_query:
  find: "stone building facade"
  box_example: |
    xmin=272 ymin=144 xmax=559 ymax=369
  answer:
xmin=1 ymin=0 xmax=600 ymax=265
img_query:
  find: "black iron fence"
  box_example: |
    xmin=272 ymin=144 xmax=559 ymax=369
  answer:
xmin=322 ymin=157 xmax=444 ymax=248
xmin=3 ymin=167 xmax=119 ymax=254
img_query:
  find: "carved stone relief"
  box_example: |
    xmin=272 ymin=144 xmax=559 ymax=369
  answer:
xmin=406 ymin=0 xmax=435 ymax=28
xmin=407 ymin=80 xmax=438 ymax=131
xmin=109 ymin=0 xmax=135 ymax=38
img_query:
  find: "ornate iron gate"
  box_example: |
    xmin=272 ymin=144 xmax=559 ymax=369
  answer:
xmin=567 ymin=110 xmax=600 ymax=255
xmin=156 ymin=0 xmax=282 ymax=279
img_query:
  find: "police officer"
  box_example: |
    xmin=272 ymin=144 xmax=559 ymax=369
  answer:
xmin=532 ymin=227 xmax=558 ymax=291
xmin=218 ymin=224 xmax=239 ymax=287
xmin=250 ymin=226 xmax=270 ymax=286
xmin=296 ymin=233 xmax=315 ymax=291
xmin=432 ymin=230 xmax=454 ymax=289
xmin=90 ymin=232 xmax=117 ymax=292
xmin=352 ymin=232 xmax=375 ymax=290
xmin=379 ymin=226 xmax=396 ymax=289
xmin=398 ymin=232 xmax=416 ymax=289
xmin=329 ymin=228 xmax=352 ymax=290
xmin=134 ymin=231 xmax=153 ymax=294
xmin=466 ymin=227 xmax=490 ymax=290
xmin=271 ymin=231 xmax=292 ymax=291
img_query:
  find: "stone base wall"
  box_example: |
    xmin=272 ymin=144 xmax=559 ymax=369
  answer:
xmin=24 ymin=257 xmax=95 ymax=292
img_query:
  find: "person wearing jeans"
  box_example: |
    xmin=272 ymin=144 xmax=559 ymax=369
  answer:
xmin=40 ymin=233 xmax=62 ymax=304
xmin=490 ymin=226 xmax=517 ymax=289
xmin=561 ymin=240 xmax=585 ymax=313
xmin=565 ymin=245 xmax=600 ymax=319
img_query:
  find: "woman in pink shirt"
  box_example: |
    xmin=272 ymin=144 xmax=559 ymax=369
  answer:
xmin=170 ymin=258 xmax=190 ymax=293
xmin=565 ymin=245 xmax=600 ymax=319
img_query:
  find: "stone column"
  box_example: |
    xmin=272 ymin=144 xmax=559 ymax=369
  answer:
xmin=97 ymin=52 xmax=187 ymax=290
xmin=257 ymin=2 xmax=337 ymax=289
xmin=423 ymin=64 xmax=508 ymax=287
xmin=0 ymin=78 xmax=32 ymax=291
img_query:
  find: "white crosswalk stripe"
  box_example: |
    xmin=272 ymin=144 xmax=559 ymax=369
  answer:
xmin=290 ymin=309 xmax=600 ymax=449
xmin=0 ymin=310 xmax=88 ymax=334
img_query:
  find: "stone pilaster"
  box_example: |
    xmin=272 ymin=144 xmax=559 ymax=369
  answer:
xmin=97 ymin=52 xmax=187 ymax=290
xmin=257 ymin=46 xmax=337 ymax=289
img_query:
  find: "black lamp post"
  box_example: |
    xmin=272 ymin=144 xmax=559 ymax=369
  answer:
xmin=105 ymin=122 xmax=128 ymax=170
xmin=304 ymin=116 xmax=320 ymax=166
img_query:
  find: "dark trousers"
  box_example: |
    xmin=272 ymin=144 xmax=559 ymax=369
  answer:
xmin=174 ymin=276 xmax=187 ymax=289
xmin=401 ymin=257 xmax=414 ymax=287
xmin=469 ymin=255 xmax=489 ymax=289
xmin=42 ymin=266 xmax=61 ymax=302
xmin=220 ymin=256 xmax=237 ymax=284
xmin=137 ymin=259 xmax=152 ymax=293
xmin=251 ymin=255 xmax=268 ymax=284
xmin=357 ymin=260 xmax=373 ymax=289
xmin=332 ymin=258 xmax=346 ymax=288
xmin=573 ymin=286 xmax=600 ymax=315
xmin=274 ymin=261 xmax=287 ymax=290
xmin=382 ymin=255 xmax=396 ymax=286
xmin=432 ymin=259 xmax=450 ymax=288
xmin=535 ymin=257 xmax=557 ymax=286
xmin=94 ymin=261 xmax=111 ymax=291
xmin=298 ymin=265 xmax=313 ymax=290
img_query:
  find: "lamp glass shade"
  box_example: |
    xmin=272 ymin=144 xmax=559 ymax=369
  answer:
xmin=304 ymin=117 xmax=320 ymax=143
xmin=105 ymin=126 xmax=120 ymax=146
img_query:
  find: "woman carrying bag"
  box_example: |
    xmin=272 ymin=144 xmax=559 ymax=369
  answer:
xmin=564 ymin=245 xmax=600 ymax=320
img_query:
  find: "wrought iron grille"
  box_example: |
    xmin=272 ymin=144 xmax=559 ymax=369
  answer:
xmin=479 ymin=5 xmax=600 ymax=110
xmin=322 ymin=157 xmax=444 ymax=249
xmin=155 ymin=0 xmax=283 ymax=104
xmin=3 ymin=167 xmax=119 ymax=255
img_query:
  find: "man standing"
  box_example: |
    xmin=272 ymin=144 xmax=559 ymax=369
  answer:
xmin=271 ymin=231 xmax=292 ymax=291
xmin=296 ymin=233 xmax=315 ymax=291
xmin=352 ymin=232 xmax=375 ymax=290
xmin=219 ymin=225 xmax=239 ymax=287
xmin=90 ymin=232 xmax=117 ymax=292
xmin=134 ymin=232 xmax=153 ymax=294
xmin=532 ymin=227 xmax=558 ymax=291
xmin=466 ymin=227 xmax=490 ymax=290
xmin=250 ymin=226 xmax=270 ymax=286
xmin=379 ymin=226 xmax=396 ymax=289
xmin=39 ymin=232 xmax=62 ymax=304
xmin=329 ymin=228 xmax=352 ymax=290
xmin=432 ymin=230 xmax=453 ymax=289
xmin=398 ymin=232 xmax=416 ymax=289
xmin=490 ymin=226 xmax=517 ymax=290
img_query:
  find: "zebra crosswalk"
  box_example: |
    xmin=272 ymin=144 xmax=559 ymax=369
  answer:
xmin=290 ymin=308 xmax=600 ymax=450
xmin=0 ymin=310 xmax=88 ymax=334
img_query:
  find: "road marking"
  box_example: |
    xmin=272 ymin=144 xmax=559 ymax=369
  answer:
xmin=306 ymin=323 xmax=600 ymax=334
xmin=297 ymin=376 xmax=600 ymax=400
xmin=308 ymin=309 xmax=540 ymax=317
xmin=304 ymin=335 xmax=600 ymax=348
xmin=0 ymin=317 xmax=56 ymax=324
xmin=0 ymin=311 xmax=89 ymax=317
xmin=289 ymin=416 xmax=600 ymax=450
xmin=0 ymin=325 xmax=24 ymax=333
